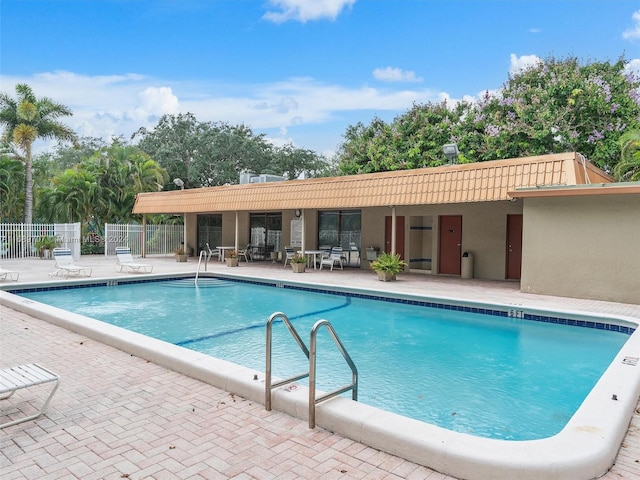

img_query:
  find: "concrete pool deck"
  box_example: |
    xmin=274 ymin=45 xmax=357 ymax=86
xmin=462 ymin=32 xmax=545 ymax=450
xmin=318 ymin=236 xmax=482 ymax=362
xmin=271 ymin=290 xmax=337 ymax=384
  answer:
xmin=1 ymin=254 xmax=640 ymax=479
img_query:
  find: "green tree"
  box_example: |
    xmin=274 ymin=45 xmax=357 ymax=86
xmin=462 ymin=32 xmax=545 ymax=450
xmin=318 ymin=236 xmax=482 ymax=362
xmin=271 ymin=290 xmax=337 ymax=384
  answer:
xmin=134 ymin=113 xmax=333 ymax=187
xmin=0 ymin=154 xmax=25 ymax=222
xmin=470 ymin=56 xmax=640 ymax=170
xmin=337 ymin=102 xmax=475 ymax=175
xmin=0 ymin=84 xmax=77 ymax=223
xmin=272 ymin=144 xmax=335 ymax=179
xmin=191 ymin=122 xmax=273 ymax=186
xmin=614 ymin=130 xmax=640 ymax=181
xmin=336 ymin=56 xmax=640 ymax=175
xmin=37 ymin=141 xmax=168 ymax=228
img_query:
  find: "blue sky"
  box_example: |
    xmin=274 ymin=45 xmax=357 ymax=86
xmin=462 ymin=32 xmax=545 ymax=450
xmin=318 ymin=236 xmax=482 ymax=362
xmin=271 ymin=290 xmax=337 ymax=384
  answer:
xmin=1 ymin=0 xmax=639 ymax=158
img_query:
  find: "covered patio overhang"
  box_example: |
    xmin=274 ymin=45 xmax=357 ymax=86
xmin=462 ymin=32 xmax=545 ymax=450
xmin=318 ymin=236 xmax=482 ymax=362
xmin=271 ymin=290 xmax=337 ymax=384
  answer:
xmin=132 ymin=152 xmax=612 ymax=262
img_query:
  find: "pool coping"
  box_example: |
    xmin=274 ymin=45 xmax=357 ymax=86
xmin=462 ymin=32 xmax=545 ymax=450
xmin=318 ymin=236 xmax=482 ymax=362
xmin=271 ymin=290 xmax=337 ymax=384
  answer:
xmin=2 ymin=272 xmax=640 ymax=480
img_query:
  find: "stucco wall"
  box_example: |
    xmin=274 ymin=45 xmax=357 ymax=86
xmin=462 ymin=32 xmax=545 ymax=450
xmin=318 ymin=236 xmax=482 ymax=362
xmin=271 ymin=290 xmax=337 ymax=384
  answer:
xmin=520 ymin=194 xmax=640 ymax=304
xmin=202 ymin=202 xmax=523 ymax=281
xmin=361 ymin=202 xmax=522 ymax=280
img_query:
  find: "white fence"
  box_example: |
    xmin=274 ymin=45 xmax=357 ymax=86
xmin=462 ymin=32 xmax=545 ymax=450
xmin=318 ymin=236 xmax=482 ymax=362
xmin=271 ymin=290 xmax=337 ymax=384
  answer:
xmin=0 ymin=223 xmax=81 ymax=259
xmin=0 ymin=223 xmax=182 ymax=259
xmin=104 ymin=223 xmax=183 ymax=256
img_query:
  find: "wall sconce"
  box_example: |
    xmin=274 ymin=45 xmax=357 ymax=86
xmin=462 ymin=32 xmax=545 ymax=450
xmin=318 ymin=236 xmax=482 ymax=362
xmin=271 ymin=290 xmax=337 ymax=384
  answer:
xmin=442 ymin=143 xmax=459 ymax=164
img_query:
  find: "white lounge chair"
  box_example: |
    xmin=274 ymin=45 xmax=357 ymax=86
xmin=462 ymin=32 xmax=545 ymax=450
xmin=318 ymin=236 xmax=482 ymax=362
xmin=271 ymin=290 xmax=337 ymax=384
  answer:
xmin=0 ymin=267 xmax=19 ymax=281
xmin=0 ymin=363 xmax=60 ymax=429
xmin=50 ymin=248 xmax=92 ymax=277
xmin=115 ymin=246 xmax=153 ymax=273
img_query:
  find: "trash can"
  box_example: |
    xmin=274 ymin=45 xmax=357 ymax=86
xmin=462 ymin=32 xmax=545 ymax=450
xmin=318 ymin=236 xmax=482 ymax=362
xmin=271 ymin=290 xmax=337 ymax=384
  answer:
xmin=461 ymin=251 xmax=474 ymax=279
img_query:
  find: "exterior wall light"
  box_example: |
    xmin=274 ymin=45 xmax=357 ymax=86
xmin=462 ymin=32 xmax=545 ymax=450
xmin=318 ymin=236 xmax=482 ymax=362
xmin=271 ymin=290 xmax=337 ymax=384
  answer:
xmin=442 ymin=143 xmax=459 ymax=164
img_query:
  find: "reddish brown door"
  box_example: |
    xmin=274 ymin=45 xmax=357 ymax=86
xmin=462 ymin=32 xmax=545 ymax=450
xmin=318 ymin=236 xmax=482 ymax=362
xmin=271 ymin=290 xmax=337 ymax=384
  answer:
xmin=439 ymin=215 xmax=462 ymax=275
xmin=506 ymin=214 xmax=523 ymax=279
xmin=385 ymin=216 xmax=405 ymax=260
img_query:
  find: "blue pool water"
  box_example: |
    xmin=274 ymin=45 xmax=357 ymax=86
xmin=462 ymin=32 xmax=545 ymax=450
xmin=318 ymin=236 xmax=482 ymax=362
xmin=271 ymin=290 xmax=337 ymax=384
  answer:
xmin=17 ymin=277 xmax=630 ymax=440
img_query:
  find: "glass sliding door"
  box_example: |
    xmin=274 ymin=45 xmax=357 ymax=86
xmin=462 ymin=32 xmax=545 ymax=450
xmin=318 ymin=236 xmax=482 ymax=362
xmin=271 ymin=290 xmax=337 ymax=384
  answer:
xmin=197 ymin=214 xmax=222 ymax=254
xmin=249 ymin=213 xmax=282 ymax=259
xmin=317 ymin=210 xmax=361 ymax=266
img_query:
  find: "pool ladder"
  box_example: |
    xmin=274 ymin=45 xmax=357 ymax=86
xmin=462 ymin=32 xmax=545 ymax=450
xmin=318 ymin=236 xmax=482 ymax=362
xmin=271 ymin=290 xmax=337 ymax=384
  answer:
xmin=194 ymin=250 xmax=209 ymax=285
xmin=265 ymin=312 xmax=358 ymax=429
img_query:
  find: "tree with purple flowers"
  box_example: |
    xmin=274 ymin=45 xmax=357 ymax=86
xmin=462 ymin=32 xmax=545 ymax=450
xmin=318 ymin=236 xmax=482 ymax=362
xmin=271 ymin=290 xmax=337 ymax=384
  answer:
xmin=467 ymin=56 xmax=640 ymax=172
xmin=337 ymin=56 xmax=640 ymax=176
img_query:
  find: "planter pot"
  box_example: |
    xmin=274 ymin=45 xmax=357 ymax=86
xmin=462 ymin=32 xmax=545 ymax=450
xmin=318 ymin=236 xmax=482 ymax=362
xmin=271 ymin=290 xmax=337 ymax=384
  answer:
xmin=176 ymin=254 xmax=188 ymax=262
xmin=376 ymin=270 xmax=396 ymax=282
xmin=291 ymin=262 xmax=306 ymax=273
xmin=226 ymin=257 xmax=239 ymax=267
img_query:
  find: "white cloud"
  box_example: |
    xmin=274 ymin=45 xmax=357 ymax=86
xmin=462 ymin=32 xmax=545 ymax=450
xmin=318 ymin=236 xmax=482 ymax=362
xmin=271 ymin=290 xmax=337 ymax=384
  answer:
xmin=137 ymin=87 xmax=180 ymax=116
xmin=262 ymin=0 xmax=355 ymax=23
xmin=0 ymin=70 xmax=452 ymax=153
xmin=528 ymin=28 xmax=541 ymax=34
xmin=623 ymin=10 xmax=640 ymax=40
xmin=373 ymin=67 xmax=423 ymax=83
xmin=625 ymin=58 xmax=640 ymax=77
xmin=509 ymin=53 xmax=542 ymax=75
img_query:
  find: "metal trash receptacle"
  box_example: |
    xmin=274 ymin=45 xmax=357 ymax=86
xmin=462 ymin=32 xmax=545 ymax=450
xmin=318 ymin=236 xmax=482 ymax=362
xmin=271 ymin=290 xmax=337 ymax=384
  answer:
xmin=461 ymin=252 xmax=473 ymax=279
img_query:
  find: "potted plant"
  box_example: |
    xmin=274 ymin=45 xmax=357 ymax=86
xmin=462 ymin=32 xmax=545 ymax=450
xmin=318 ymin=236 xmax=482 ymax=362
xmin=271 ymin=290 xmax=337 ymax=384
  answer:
xmin=175 ymin=246 xmax=188 ymax=262
xmin=290 ymin=253 xmax=307 ymax=273
xmin=34 ymin=235 xmax=60 ymax=259
xmin=370 ymin=252 xmax=407 ymax=281
xmin=225 ymin=250 xmax=239 ymax=267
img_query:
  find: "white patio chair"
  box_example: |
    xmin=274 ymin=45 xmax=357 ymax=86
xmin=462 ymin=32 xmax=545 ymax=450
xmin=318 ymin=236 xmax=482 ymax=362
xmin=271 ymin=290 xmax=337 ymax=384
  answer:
xmin=320 ymin=247 xmax=344 ymax=271
xmin=204 ymin=243 xmax=219 ymax=262
xmin=283 ymin=246 xmax=296 ymax=267
xmin=238 ymin=244 xmax=252 ymax=262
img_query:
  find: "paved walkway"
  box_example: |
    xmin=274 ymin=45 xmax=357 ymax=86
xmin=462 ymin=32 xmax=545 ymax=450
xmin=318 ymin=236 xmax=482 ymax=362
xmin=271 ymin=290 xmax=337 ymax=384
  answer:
xmin=1 ymin=255 xmax=640 ymax=479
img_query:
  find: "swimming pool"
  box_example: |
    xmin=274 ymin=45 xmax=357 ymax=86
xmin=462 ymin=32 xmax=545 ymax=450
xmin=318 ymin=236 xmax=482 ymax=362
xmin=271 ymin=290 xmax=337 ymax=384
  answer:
xmin=13 ymin=276 xmax=630 ymax=441
xmin=3 ymin=273 xmax=640 ymax=480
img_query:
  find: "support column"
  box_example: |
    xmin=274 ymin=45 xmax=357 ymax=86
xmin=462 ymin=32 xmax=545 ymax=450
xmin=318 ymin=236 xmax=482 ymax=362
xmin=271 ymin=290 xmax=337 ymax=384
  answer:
xmin=390 ymin=206 xmax=397 ymax=255
xmin=234 ymin=211 xmax=239 ymax=252
xmin=142 ymin=215 xmax=147 ymax=257
xmin=301 ymin=210 xmax=306 ymax=254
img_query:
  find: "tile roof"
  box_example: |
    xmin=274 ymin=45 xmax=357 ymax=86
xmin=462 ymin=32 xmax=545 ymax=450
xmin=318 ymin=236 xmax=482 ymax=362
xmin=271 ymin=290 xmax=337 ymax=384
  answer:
xmin=510 ymin=181 xmax=640 ymax=198
xmin=133 ymin=152 xmax=613 ymax=214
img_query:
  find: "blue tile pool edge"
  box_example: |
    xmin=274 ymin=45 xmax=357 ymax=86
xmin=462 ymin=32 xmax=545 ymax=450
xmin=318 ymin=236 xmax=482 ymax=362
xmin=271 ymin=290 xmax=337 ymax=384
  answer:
xmin=2 ymin=275 xmax=640 ymax=480
xmin=4 ymin=273 xmax=636 ymax=335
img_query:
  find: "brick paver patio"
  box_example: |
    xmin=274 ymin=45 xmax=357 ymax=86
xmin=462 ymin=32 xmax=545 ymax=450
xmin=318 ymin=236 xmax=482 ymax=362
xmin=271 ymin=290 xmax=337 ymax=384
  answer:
xmin=1 ymin=256 xmax=639 ymax=479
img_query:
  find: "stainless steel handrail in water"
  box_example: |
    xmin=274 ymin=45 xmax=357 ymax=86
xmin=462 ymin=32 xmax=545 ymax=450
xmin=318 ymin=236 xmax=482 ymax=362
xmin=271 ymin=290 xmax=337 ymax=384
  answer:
xmin=194 ymin=250 xmax=206 ymax=285
xmin=265 ymin=312 xmax=310 ymax=411
xmin=308 ymin=319 xmax=358 ymax=428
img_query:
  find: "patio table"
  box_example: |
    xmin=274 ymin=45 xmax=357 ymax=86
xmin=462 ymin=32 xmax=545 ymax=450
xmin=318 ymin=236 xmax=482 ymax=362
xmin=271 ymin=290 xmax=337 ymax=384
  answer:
xmin=216 ymin=246 xmax=235 ymax=261
xmin=300 ymin=250 xmax=325 ymax=270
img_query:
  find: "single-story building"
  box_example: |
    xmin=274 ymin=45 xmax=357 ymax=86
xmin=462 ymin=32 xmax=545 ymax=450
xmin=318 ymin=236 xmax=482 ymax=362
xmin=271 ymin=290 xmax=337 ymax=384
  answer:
xmin=133 ymin=152 xmax=640 ymax=304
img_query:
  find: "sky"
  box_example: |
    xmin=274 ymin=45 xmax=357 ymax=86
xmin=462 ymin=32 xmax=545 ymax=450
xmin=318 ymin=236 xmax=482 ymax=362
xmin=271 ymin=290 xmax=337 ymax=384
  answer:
xmin=1 ymin=0 xmax=640 ymax=159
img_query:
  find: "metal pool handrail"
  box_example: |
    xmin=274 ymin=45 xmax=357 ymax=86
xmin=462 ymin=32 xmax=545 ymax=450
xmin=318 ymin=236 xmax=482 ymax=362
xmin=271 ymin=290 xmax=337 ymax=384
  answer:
xmin=308 ymin=319 xmax=358 ymax=428
xmin=265 ymin=311 xmax=310 ymax=411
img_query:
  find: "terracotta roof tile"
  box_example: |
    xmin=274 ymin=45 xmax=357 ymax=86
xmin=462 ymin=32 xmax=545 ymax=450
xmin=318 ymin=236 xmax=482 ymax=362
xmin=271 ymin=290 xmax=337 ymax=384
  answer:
xmin=133 ymin=152 xmax=613 ymax=214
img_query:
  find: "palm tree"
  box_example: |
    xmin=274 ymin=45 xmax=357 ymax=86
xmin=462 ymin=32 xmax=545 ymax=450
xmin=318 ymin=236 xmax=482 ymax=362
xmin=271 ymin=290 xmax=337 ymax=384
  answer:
xmin=0 ymin=84 xmax=76 ymax=223
xmin=614 ymin=130 xmax=640 ymax=181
